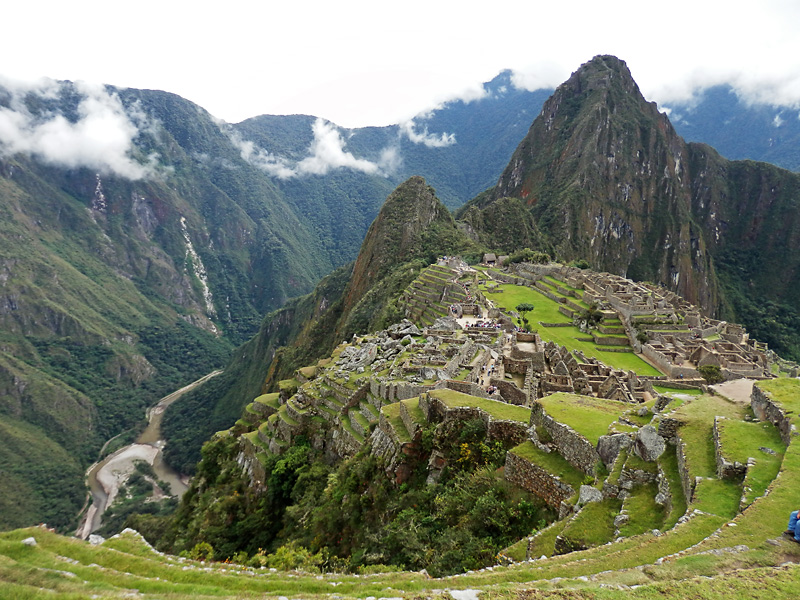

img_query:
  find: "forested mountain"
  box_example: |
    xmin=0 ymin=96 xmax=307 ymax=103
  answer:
xmin=464 ymin=56 xmax=800 ymax=360
xmin=2 ymin=56 xmax=800 ymax=531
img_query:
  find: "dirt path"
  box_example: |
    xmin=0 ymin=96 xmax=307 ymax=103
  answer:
xmin=711 ymin=378 xmax=755 ymax=404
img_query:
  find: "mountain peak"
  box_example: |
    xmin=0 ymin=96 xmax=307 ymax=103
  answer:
xmin=341 ymin=176 xmax=453 ymax=315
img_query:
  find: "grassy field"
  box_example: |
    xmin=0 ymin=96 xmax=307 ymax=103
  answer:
xmin=482 ymin=283 xmax=662 ymax=376
xmin=537 ymin=393 xmax=628 ymax=444
xmin=430 ymin=388 xmax=531 ymax=423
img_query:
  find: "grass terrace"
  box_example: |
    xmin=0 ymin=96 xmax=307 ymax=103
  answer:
xmin=253 ymin=392 xmax=281 ymax=410
xmin=380 ymin=401 xmax=412 ymax=443
xmin=716 ymin=418 xmax=785 ymax=506
xmin=510 ymin=441 xmax=585 ymax=492
xmin=482 ymin=283 xmax=661 ymax=375
xmin=537 ymin=393 xmax=628 ymax=444
xmin=429 ymin=388 xmax=531 ymax=423
xmin=560 ymin=497 xmax=623 ymax=550
xmin=669 ymin=394 xmax=746 ymax=483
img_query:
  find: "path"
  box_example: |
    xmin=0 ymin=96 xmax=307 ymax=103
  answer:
xmin=711 ymin=378 xmax=755 ymax=404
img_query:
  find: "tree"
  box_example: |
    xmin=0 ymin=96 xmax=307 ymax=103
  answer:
xmin=697 ymin=364 xmax=724 ymax=384
xmin=515 ymin=303 xmax=535 ymax=328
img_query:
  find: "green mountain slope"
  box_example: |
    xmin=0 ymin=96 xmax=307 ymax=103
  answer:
xmin=466 ymin=55 xmax=800 ymax=359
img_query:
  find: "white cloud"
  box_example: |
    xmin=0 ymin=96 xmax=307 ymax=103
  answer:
xmin=774 ymin=114 xmax=784 ymax=127
xmin=233 ymin=118 xmax=398 ymax=179
xmin=295 ymin=119 xmax=382 ymax=175
xmin=399 ymin=120 xmax=455 ymax=148
xmin=0 ymin=79 xmax=156 ymax=179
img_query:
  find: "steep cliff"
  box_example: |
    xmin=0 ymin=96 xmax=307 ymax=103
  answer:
xmin=467 ymin=55 xmax=800 ymax=358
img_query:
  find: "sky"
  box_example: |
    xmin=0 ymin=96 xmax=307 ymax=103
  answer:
xmin=2 ymin=0 xmax=799 ymax=129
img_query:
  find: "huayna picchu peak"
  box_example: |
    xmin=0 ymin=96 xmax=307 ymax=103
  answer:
xmin=464 ymin=55 xmax=800 ymax=361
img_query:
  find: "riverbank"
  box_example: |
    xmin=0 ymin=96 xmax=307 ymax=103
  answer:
xmin=75 ymin=370 xmax=223 ymax=539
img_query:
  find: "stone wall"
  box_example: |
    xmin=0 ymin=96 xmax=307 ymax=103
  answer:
xmin=751 ymin=384 xmax=795 ymax=446
xmin=530 ymin=403 xmax=600 ymax=475
xmin=713 ymin=416 xmax=747 ymax=481
xmin=493 ymin=378 xmax=528 ymax=406
xmin=675 ymin=436 xmax=694 ymax=504
xmin=504 ymin=450 xmax=575 ymax=509
xmin=442 ymin=380 xmax=490 ymax=399
xmin=420 ymin=393 xmax=528 ymax=445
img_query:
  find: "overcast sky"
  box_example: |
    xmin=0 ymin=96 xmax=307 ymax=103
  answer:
xmin=3 ymin=0 xmax=800 ymax=128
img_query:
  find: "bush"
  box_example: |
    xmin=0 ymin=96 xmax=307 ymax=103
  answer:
xmin=698 ymin=364 xmax=724 ymax=384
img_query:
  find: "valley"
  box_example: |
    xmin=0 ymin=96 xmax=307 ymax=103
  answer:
xmin=76 ymin=370 xmax=222 ymax=539
xmin=2 ymin=52 xmax=800 ymax=598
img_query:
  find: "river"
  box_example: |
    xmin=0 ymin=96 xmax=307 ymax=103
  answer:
xmin=75 ymin=370 xmax=222 ymax=539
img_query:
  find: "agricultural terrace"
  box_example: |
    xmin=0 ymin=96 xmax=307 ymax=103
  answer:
xmin=429 ymin=388 xmax=531 ymax=423
xmin=537 ymin=392 xmax=630 ymax=444
xmin=481 ymin=282 xmax=661 ymax=376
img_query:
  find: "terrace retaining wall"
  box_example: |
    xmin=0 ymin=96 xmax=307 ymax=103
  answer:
xmin=751 ymin=384 xmax=795 ymax=446
xmin=504 ymin=451 xmax=575 ymax=509
xmin=530 ymin=403 xmax=600 ymax=475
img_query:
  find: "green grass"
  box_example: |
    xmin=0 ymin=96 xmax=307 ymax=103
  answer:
xmin=510 ymin=441 xmax=585 ymax=491
xmin=430 ymin=388 xmax=531 ymax=423
xmin=659 ymin=447 xmax=688 ymax=528
xmin=537 ymin=393 xmax=627 ymax=444
xmin=380 ymin=402 xmax=412 ymax=443
xmin=527 ymin=519 xmax=569 ymax=559
xmin=401 ymin=397 xmax=426 ymax=425
xmin=670 ymin=394 xmax=746 ymax=481
xmin=482 ymin=284 xmax=661 ymax=375
xmin=560 ymin=498 xmax=623 ymax=549
xmin=716 ymin=418 xmax=785 ymax=505
xmin=619 ymin=482 xmax=666 ymax=536
xmin=692 ymin=478 xmax=742 ymax=518
xmin=253 ymin=392 xmax=281 ymax=409
xmin=654 ymin=385 xmax=703 ymax=397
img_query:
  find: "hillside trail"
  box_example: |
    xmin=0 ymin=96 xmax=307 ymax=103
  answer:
xmin=710 ymin=378 xmax=754 ymax=404
xmin=75 ymin=369 xmax=223 ymax=540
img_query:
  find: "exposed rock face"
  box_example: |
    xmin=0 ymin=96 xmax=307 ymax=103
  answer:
xmin=468 ymin=54 xmax=800 ymax=344
xmin=632 ymin=425 xmax=666 ymax=462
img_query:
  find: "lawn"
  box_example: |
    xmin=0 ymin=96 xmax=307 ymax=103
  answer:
xmin=537 ymin=393 xmax=628 ymax=445
xmin=670 ymin=394 xmax=746 ymax=481
xmin=482 ymin=283 xmax=661 ymax=376
xmin=430 ymin=388 xmax=531 ymax=423
xmin=510 ymin=441 xmax=586 ymax=491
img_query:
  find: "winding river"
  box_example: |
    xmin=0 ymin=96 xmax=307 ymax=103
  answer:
xmin=76 ymin=370 xmax=222 ymax=539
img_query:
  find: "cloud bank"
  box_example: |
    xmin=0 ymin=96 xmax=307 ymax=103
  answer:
xmin=0 ymin=79 xmax=155 ymax=179
xmin=399 ymin=120 xmax=456 ymax=148
xmin=234 ymin=118 xmax=399 ymax=179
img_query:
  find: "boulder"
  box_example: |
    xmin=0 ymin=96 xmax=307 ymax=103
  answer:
xmin=21 ymin=537 xmax=36 ymax=546
xmin=578 ymin=485 xmax=603 ymax=506
xmin=88 ymin=534 xmax=105 ymax=545
xmin=597 ymin=433 xmax=632 ymax=468
xmin=632 ymin=425 xmax=666 ymax=461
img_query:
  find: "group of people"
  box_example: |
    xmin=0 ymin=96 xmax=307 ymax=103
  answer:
xmin=472 ymin=320 xmax=501 ymax=329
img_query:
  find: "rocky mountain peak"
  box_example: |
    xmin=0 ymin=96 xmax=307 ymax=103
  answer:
xmin=342 ymin=176 xmax=453 ymax=315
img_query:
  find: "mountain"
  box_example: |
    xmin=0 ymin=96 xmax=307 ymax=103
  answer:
xmin=161 ymin=176 xmax=483 ymax=473
xmin=3 ymin=57 xmax=800 ymax=531
xmin=666 ymin=85 xmax=800 ymax=172
xmin=0 ymin=83 xmax=342 ymax=529
xmin=462 ymin=55 xmax=800 ymax=359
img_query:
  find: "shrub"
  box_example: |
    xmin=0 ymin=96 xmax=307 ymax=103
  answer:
xmin=698 ymin=364 xmax=724 ymax=384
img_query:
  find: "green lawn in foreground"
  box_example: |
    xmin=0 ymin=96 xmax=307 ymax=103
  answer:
xmin=482 ymin=283 xmax=661 ymax=376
